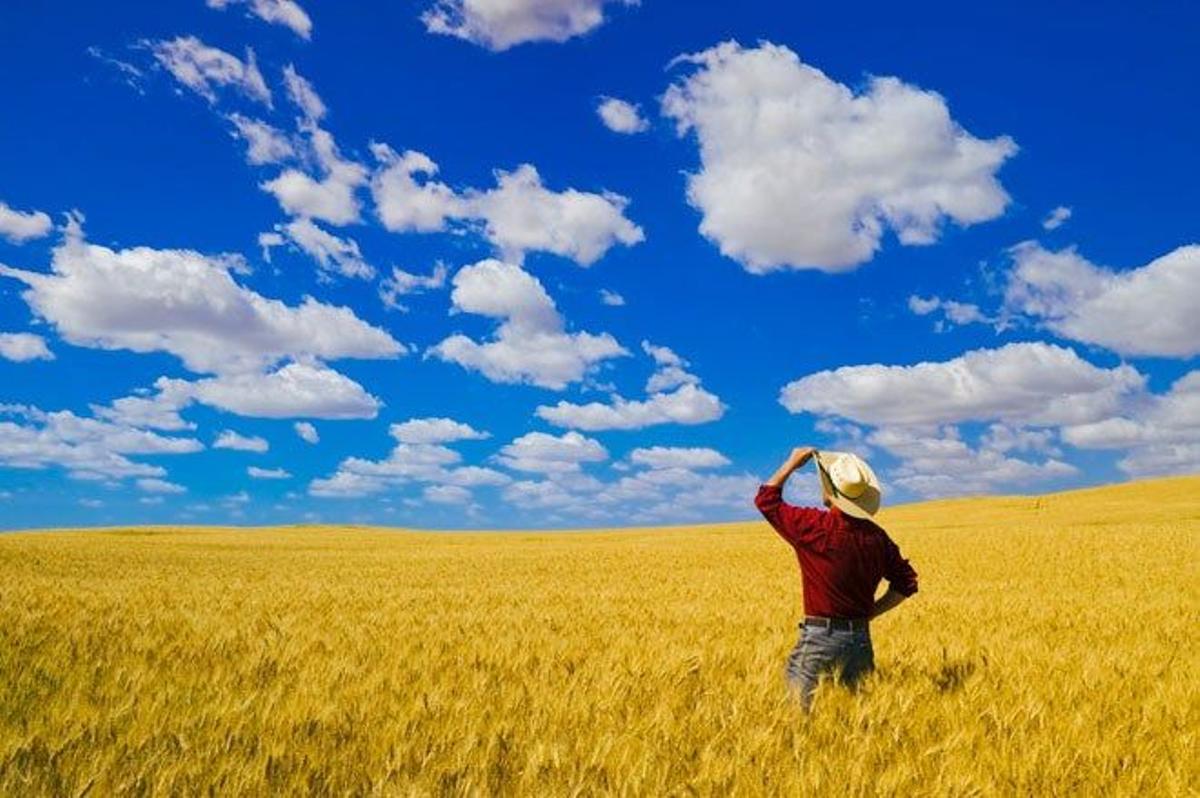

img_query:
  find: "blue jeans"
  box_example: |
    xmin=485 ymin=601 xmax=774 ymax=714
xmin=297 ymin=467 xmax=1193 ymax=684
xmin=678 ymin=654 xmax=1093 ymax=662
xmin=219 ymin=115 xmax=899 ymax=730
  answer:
xmin=785 ymin=622 xmax=874 ymax=709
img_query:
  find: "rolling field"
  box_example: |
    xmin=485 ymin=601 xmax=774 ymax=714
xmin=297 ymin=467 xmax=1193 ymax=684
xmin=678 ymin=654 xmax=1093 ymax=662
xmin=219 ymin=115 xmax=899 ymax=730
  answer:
xmin=2 ymin=476 xmax=1198 ymax=796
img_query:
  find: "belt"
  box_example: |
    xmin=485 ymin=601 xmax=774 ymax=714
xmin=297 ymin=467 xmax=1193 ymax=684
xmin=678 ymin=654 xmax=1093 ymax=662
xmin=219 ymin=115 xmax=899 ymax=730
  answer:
xmin=804 ymin=615 xmax=869 ymax=632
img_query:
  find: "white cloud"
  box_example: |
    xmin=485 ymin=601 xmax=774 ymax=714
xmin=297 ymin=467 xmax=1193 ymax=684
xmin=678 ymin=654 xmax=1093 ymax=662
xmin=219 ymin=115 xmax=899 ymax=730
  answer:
xmin=0 ymin=333 xmax=54 ymax=362
xmin=420 ymin=0 xmax=635 ymax=50
xmin=379 ymin=263 xmax=448 ymax=311
xmin=979 ymin=423 xmax=1060 ymax=456
xmin=867 ymin=426 xmax=1077 ymax=498
xmin=497 ymin=430 xmax=607 ymax=474
xmin=248 ymin=466 xmax=292 ymax=479
xmin=208 ymin=0 xmax=313 ymax=39
xmin=429 ymin=259 xmax=627 ymax=390
xmin=1061 ymin=370 xmax=1200 ymax=477
xmin=907 ymin=294 xmax=996 ymax=331
xmin=369 ymin=144 xmax=465 ymax=233
xmin=503 ymin=450 xmax=758 ymax=522
xmin=370 ymin=146 xmax=643 ymax=266
xmin=294 ymin=421 xmax=319 ymax=443
xmin=390 ymin=417 xmax=488 ymax=444
xmin=214 ymin=429 xmax=269 ymax=452
xmin=228 ymin=114 xmax=295 ymax=165
xmin=137 ymin=477 xmax=187 ymax=494
xmin=535 ymin=383 xmax=724 ymax=431
xmin=1004 ymin=242 xmax=1200 ymax=358
xmin=597 ymin=96 xmax=648 ymax=134
xmin=1042 ymin=206 xmax=1072 ymax=230
xmin=310 ymin=427 xmax=510 ymax=498
xmin=642 ymin=340 xmax=700 ymax=393
xmin=150 ymin=36 xmax=271 ymax=106
xmin=92 ymin=379 xmax=195 ymax=431
xmin=599 ymin=288 xmax=625 ymax=306
xmin=0 ymin=217 xmax=403 ymax=375
xmin=423 ymin=484 xmax=472 ymax=504
xmin=780 ymin=342 xmax=1143 ymax=428
xmin=0 ymin=201 xmax=53 ymax=243
xmin=661 ymin=41 xmax=1016 ymax=272
xmin=0 ymin=405 xmax=201 ymax=482
xmin=467 ymin=164 xmax=644 ymax=265
xmin=186 ymin=362 xmax=383 ymax=419
xmin=261 ymin=127 xmax=368 ymax=225
xmin=282 ymin=64 xmax=326 ymax=121
xmin=535 ymin=340 xmax=724 ymax=431
xmin=628 ymin=446 xmax=730 ymax=470
xmin=272 ymin=218 xmax=375 ymax=280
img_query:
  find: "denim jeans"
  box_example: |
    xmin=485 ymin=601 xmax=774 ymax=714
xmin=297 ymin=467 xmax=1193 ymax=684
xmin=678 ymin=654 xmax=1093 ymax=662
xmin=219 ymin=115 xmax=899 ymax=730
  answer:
xmin=784 ymin=622 xmax=874 ymax=709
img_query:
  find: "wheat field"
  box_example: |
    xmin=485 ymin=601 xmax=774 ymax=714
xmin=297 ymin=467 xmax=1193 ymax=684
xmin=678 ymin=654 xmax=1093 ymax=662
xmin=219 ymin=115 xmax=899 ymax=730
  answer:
xmin=1 ymin=476 xmax=1197 ymax=796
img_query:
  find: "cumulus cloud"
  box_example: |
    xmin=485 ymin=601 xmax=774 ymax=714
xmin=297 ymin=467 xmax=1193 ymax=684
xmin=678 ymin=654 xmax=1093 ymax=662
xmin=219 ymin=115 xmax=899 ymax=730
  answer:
xmin=468 ymin=164 xmax=644 ymax=265
xmin=429 ymin=259 xmax=627 ymax=390
xmin=281 ymin=64 xmax=326 ymax=122
xmin=535 ymin=384 xmax=724 ymax=431
xmin=91 ymin=380 xmax=195 ymax=432
xmin=0 ymin=404 xmax=202 ymax=482
xmin=1061 ymin=370 xmax=1200 ymax=477
xmin=503 ymin=444 xmax=757 ymax=523
xmin=597 ymin=96 xmax=648 ymax=134
xmin=370 ymin=145 xmax=642 ymax=266
xmin=213 ymin=429 xmax=269 ymax=452
xmin=423 ymin=483 xmax=473 ymax=504
xmin=420 ymin=0 xmax=636 ymax=50
xmin=185 ymin=362 xmax=383 ymax=419
xmin=535 ymin=340 xmax=724 ymax=430
xmin=379 ymin=263 xmax=448 ymax=311
xmin=642 ymin=340 xmax=700 ymax=393
xmin=228 ymin=114 xmax=295 ymax=165
xmin=261 ymin=127 xmax=368 ymax=225
xmin=294 ymin=421 xmax=319 ymax=443
xmin=0 ymin=217 xmax=403 ymax=375
xmin=0 ymin=201 xmax=53 ymax=243
xmin=150 ymin=36 xmax=271 ymax=106
xmin=1003 ymin=242 xmax=1200 ymax=358
xmin=208 ymin=0 xmax=313 ymax=39
xmin=137 ymin=477 xmax=187 ymax=494
xmin=369 ymin=145 xmax=464 ymax=233
xmin=661 ymin=41 xmax=1016 ymax=272
xmin=390 ymin=417 xmax=489 ymax=444
xmin=599 ymin=288 xmax=625 ymax=306
xmin=269 ymin=218 xmax=375 ymax=280
xmin=309 ymin=420 xmax=509 ymax=498
xmin=628 ymin=446 xmax=730 ymax=470
xmin=248 ymin=466 xmax=292 ymax=479
xmin=780 ymin=342 xmax=1143 ymax=428
xmin=0 ymin=333 xmax=54 ymax=362
xmin=907 ymin=294 xmax=999 ymax=332
xmin=775 ymin=342 xmax=1200 ymax=496
xmin=867 ymin=426 xmax=1077 ymax=497
xmin=496 ymin=430 xmax=607 ymax=474
xmin=1042 ymin=206 xmax=1072 ymax=230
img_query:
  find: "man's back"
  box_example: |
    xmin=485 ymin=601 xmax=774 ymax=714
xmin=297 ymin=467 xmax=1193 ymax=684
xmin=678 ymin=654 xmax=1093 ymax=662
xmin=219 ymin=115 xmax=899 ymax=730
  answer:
xmin=755 ymin=483 xmax=919 ymax=617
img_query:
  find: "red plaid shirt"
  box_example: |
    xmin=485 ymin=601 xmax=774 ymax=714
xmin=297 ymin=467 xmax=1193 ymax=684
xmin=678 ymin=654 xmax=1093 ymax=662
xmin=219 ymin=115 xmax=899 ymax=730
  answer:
xmin=755 ymin=483 xmax=918 ymax=619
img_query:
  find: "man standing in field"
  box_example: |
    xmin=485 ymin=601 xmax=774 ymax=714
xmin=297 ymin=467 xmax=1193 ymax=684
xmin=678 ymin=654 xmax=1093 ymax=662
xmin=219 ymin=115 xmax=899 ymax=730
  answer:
xmin=755 ymin=447 xmax=919 ymax=710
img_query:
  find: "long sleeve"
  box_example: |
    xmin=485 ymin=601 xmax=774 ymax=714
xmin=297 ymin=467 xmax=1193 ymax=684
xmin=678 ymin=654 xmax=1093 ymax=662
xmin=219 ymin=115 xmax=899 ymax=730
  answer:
xmin=754 ymin=484 xmax=823 ymax=549
xmin=883 ymin=537 xmax=919 ymax=596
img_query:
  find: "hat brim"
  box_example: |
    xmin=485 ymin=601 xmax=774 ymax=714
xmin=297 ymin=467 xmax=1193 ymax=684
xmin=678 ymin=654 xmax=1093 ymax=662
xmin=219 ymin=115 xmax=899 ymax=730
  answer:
xmin=815 ymin=451 xmax=881 ymax=520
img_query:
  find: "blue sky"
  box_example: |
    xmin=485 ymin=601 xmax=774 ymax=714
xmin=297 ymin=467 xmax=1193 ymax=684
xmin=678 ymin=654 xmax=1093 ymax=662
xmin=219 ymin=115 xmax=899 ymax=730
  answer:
xmin=1 ymin=0 xmax=1196 ymax=530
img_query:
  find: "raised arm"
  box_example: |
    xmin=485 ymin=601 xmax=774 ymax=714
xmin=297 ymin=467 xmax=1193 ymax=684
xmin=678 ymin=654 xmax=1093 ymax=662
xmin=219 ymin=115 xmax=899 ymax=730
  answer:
xmin=765 ymin=447 xmax=815 ymax=488
xmin=755 ymin=447 xmax=821 ymax=548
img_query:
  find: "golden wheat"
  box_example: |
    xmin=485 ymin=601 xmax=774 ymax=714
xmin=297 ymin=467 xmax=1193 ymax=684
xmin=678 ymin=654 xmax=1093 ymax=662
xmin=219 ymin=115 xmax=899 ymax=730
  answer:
xmin=1 ymin=475 xmax=1197 ymax=796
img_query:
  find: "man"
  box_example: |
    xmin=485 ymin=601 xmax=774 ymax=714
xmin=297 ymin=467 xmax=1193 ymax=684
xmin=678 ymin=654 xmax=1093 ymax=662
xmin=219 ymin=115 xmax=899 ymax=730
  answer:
xmin=755 ymin=446 xmax=918 ymax=710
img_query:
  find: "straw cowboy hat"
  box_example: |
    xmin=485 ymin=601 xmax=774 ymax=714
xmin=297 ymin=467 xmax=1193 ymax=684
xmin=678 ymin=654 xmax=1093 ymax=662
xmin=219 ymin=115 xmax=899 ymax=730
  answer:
xmin=814 ymin=450 xmax=881 ymax=519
